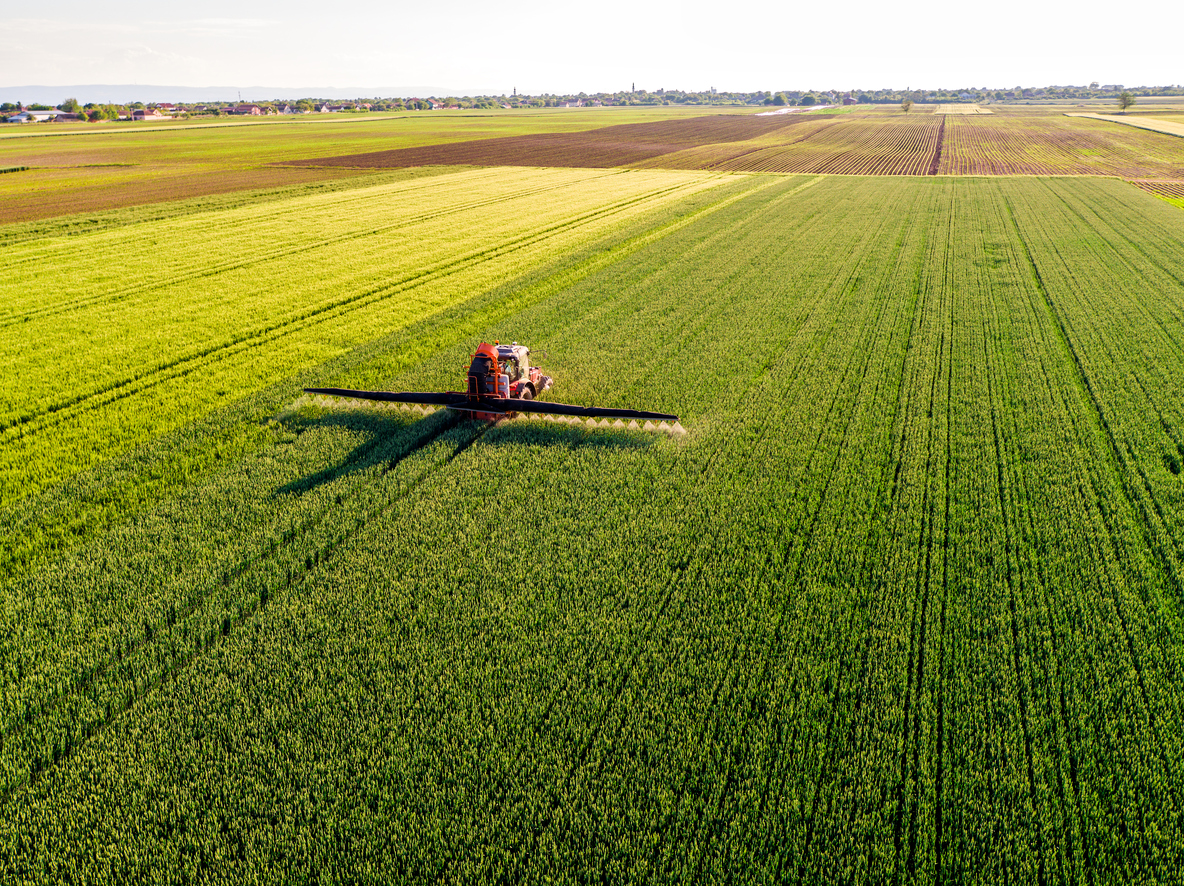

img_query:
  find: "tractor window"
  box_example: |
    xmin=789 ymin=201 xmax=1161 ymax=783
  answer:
xmin=501 ymin=356 xmax=519 ymax=382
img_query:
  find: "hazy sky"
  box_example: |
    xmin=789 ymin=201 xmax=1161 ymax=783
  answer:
xmin=4 ymin=0 xmax=1181 ymax=93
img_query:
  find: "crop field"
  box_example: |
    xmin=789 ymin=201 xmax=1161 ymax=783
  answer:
xmin=0 ymin=166 xmax=732 ymax=515
xmin=1129 ymin=179 xmax=1184 ymax=210
xmin=286 ymin=114 xmax=821 ymax=170
xmin=7 ymin=106 xmax=1184 ymax=235
xmin=292 ymin=113 xmax=947 ymax=176
xmin=4 ymin=158 xmax=1184 ymax=882
xmin=664 ymin=112 xmax=1184 ymax=178
xmin=292 ymin=109 xmax=1184 ymax=181
xmin=0 ymin=107 xmax=718 ymax=223
xmin=698 ymin=116 xmax=945 ymax=175
xmin=937 ymin=114 xmax=1184 ymax=177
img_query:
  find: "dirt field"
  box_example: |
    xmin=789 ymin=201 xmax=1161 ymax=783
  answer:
xmin=283 ymin=115 xmax=817 ymax=170
xmin=0 ymin=109 xmax=717 ymax=224
xmin=1129 ymin=179 xmax=1184 ymax=198
xmin=289 ymin=110 xmax=1184 ymax=180
xmin=0 ymin=164 xmax=373 ymax=225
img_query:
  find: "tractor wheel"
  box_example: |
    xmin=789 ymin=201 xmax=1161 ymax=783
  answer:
xmin=519 ymin=385 xmax=534 ymax=401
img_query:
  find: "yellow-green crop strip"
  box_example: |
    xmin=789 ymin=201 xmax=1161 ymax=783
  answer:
xmin=0 ymin=166 xmax=735 ymax=507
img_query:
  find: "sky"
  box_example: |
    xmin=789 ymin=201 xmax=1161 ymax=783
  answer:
xmin=3 ymin=0 xmax=1181 ymax=96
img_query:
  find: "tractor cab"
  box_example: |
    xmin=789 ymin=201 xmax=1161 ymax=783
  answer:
xmin=496 ymin=344 xmax=528 ymax=383
xmin=464 ymin=342 xmax=554 ymax=414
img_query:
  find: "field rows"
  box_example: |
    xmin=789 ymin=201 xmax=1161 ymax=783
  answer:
xmin=283 ymin=114 xmax=816 ymax=171
xmin=938 ymin=115 xmax=1184 ymax=177
xmin=709 ymin=117 xmax=944 ymax=175
xmin=1130 ymin=179 xmax=1184 ymax=200
xmin=2 ymin=174 xmax=1184 ymax=880
xmin=287 ymin=111 xmax=1184 ymax=181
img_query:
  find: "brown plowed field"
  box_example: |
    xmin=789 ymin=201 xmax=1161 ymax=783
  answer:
xmin=0 ymin=164 xmax=374 ymax=225
xmin=1130 ymin=179 xmax=1184 ymax=198
xmin=709 ymin=117 xmax=944 ymax=175
xmin=275 ymin=110 xmax=1184 ymax=181
xmin=937 ymin=115 xmax=1184 ymax=177
xmin=283 ymin=115 xmax=818 ymax=170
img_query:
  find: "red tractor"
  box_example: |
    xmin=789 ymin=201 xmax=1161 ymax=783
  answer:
xmin=465 ymin=342 xmax=553 ymax=419
xmin=306 ymin=341 xmax=679 ymax=427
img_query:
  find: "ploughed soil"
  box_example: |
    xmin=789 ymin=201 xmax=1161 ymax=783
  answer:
xmin=284 ymin=115 xmax=814 ymax=170
xmin=0 ymin=165 xmax=375 ymax=226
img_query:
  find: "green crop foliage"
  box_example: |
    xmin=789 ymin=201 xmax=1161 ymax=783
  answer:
xmin=3 ymin=168 xmax=1184 ymax=882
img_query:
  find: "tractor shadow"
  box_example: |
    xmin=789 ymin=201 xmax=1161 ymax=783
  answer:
xmin=276 ymin=409 xmax=661 ymax=496
xmin=273 ymin=407 xmax=464 ymax=497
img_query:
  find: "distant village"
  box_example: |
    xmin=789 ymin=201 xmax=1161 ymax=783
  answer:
xmin=4 ymin=84 xmax=1182 ymax=123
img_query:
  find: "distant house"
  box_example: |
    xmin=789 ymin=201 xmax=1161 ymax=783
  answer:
xmin=842 ymin=93 xmax=857 ymax=106
xmin=230 ymin=104 xmax=263 ymax=115
xmin=327 ymin=104 xmax=354 ymax=112
xmin=131 ymin=108 xmax=163 ymax=120
xmin=51 ymin=112 xmax=85 ymax=122
xmin=6 ymin=109 xmax=62 ymax=122
xmin=958 ymin=92 xmax=974 ymax=101
xmin=156 ymin=103 xmax=175 ymax=110
xmin=558 ymin=100 xmax=581 ymax=108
